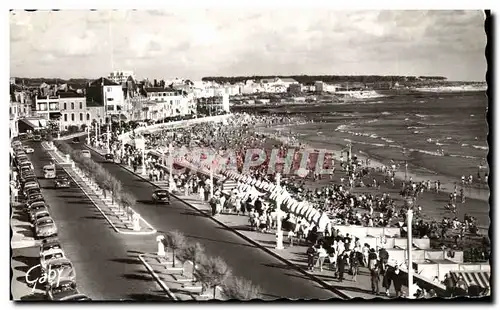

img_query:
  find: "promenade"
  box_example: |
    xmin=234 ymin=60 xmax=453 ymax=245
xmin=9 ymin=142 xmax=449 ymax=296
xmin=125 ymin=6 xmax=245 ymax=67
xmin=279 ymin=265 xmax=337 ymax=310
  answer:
xmin=86 ymin=143 xmax=392 ymax=299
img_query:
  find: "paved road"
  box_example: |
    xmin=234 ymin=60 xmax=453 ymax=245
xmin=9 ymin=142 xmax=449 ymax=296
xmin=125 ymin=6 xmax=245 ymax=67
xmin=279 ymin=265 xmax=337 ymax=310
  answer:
xmin=70 ymin=143 xmax=340 ymax=300
xmin=23 ymin=141 xmax=170 ymax=301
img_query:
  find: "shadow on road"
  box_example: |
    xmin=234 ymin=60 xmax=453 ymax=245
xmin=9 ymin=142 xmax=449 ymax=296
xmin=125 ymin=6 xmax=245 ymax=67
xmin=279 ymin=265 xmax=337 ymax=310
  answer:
xmin=122 ymin=273 xmax=153 ymax=282
xmin=110 ymin=258 xmax=139 ymax=265
xmin=19 ymin=293 xmax=46 ymax=301
xmin=184 ymin=234 xmax=254 ymax=249
xmin=80 ymin=216 xmax=104 ymax=220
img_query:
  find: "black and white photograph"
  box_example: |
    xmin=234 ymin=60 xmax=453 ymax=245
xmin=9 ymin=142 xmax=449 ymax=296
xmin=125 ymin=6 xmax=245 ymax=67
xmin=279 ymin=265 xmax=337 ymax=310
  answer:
xmin=8 ymin=4 xmax=492 ymax=302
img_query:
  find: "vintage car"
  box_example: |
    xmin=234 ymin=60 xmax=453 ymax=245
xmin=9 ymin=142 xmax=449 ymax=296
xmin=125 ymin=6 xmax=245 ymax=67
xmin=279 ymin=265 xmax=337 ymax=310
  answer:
xmin=40 ymin=240 xmax=62 ymax=257
xmin=40 ymin=248 xmax=65 ymax=271
xmin=44 ymin=258 xmax=75 ymax=287
xmin=104 ymin=154 xmax=114 ymax=162
xmin=33 ymin=135 xmax=42 ymax=142
xmin=54 ymin=176 xmax=70 ymax=189
xmin=24 ymin=146 xmax=35 ymax=154
xmin=80 ymin=150 xmax=91 ymax=158
xmin=72 ymin=137 xmax=80 ymax=144
xmin=29 ymin=203 xmax=48 ymax=219
xmin=45 ymin=280 xmax=79 ymax=301
xmin=152 ymin=189 xmax=170 ymax=204
xmin=32 ymin=210 xmax=51 ymax=225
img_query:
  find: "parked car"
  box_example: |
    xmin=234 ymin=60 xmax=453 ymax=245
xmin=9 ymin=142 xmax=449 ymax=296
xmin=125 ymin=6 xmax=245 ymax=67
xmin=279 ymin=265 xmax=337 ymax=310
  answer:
xmin=23 ymin=182 xmax=40 ymax=196
xmin=27 ymin=193 xmax=44 ymax=203
xmin=32 ymin=210 xmax=51 ymax=225
xmin=25 ymin=188 xmax=42 ymax=201
xmin=24 ymin=146 xmax=35 ymax=154
xmin=40 ymin=240 xmax=62 ymax=257
xmin=33 ymin=135 xmax=42 ymax=142
xmin=35 ymin=217 xmax=58 ymax=239
xmin=19 ymin=161 xmax=34 ymax=171
xmin=80 ymin=150 xmax=91 ymax=158
xmin=40 ymin=248 xmax=65 ymax=271
xmin=26 ymin=200 xmax=45 ymax=212
xmin=54 ymin=176 xmax=70 ymax=189
xmin=152 ymin=189 xmax=170 ymax=204
xmin=45 ymin=258 xmax=75 ymax=287
xmin=45 ymin=280 xmax=78 ymax=301
xmin=72 ymin=137 xmax=80 ymax=144
xmin=28 ymin=202 xmax=47 ymax=215
xmin=30 ymin=206 xmax=49 ymax=222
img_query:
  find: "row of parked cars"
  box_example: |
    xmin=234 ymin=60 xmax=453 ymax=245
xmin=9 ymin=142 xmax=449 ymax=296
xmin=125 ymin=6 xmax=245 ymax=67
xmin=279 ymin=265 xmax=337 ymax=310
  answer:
xmin=12 ymin=140 xmax=91 ymax=301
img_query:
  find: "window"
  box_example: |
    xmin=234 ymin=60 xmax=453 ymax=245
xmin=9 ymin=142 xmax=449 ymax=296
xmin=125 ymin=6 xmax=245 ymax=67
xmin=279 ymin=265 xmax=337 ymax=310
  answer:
xmin=80 ymin=113 xmax=83 ymax=121
xmin=49 ymin=102 xmax=58 ymax=111
xmin=64 ymin=114 xmax=67 ymax=122
xmin=107 ymin=87 xmax=112 ymax=92
xmin=107 ymin=98 xmax=114 ymax=101
xmin=86 ymin=113 xmax=90 ymax=121
xmin=71 ymin=113 xmax=74 ymax=121
xmin=39 ymin=103 xmax=47 ymax=111
xmin=64 ymin=102 xmax=67 ymax=110
xmin=71 ymin=102 xmax=74 ymax=109
xmin=79 ymin=102 xmax=83 ymax=109
xmin=107 ymin=105 xmax=114 ymax=111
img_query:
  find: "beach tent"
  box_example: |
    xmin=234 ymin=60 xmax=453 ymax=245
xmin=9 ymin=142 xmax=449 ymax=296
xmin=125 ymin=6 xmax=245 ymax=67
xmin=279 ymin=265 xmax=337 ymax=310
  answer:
xmin=255 ymin=180 xmax=262 ymax=188
xmin=312 ymin=211 xmax=321 ymax=225
xmin=288 ymin=200 xmax=299 ymax=214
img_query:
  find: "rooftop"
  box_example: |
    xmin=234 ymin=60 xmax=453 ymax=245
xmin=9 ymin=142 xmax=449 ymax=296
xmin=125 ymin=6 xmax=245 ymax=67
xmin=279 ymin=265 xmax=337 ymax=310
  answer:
xmin=89 ymin=77 xmax=119 ymax=87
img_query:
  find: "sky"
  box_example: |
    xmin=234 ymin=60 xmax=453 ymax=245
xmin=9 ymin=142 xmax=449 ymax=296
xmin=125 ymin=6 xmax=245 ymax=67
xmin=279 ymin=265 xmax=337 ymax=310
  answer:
xmin=9 ymin=9 xmax=487 ymax=81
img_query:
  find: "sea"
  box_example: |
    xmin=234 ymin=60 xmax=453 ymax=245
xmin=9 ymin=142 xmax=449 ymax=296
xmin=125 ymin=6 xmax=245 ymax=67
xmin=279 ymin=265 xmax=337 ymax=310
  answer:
xmin=246 ymin=91 xmax=489 ymax=189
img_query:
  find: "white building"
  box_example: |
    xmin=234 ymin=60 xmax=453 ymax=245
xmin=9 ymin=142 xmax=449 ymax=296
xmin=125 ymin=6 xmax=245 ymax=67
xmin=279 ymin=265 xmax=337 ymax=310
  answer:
xmin=86 ymin=78 xmax=125 ymax=117
xmin=108 ymin=70 xmax=135 ymax=85
xmin=141 ymin=87 xmax=194 ymax=120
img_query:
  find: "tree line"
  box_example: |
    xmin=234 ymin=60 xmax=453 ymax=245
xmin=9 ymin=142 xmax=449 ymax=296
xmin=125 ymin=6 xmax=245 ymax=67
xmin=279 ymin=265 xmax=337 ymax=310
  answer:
xmin=202 ymin=75 xmax=448 ymax=85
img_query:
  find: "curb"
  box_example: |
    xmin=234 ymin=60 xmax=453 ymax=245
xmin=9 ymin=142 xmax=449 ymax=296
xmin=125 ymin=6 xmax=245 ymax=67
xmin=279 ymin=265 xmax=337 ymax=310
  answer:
xmin=84 ymin=144 xmax=351 ymax=299
xmin=45 ymin=148 xmax=156 ymax=236
xmin=138 ymin=254 xmax=179 ymax=301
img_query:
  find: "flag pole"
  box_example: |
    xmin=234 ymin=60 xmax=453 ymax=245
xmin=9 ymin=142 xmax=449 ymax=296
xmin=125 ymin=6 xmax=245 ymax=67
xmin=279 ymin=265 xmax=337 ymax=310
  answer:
xmin=407 ymin=209 xmax=414 ymax=299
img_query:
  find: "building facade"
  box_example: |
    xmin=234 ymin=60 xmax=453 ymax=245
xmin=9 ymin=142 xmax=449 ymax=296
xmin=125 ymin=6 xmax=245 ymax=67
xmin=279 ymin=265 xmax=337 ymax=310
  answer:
xmin=86 ymin=78 xmax=125 ymax=116
xmin=108 ymin=70 xmax=135 ymax=85
xmin=196 ymin=94 xmax=230 ymax=116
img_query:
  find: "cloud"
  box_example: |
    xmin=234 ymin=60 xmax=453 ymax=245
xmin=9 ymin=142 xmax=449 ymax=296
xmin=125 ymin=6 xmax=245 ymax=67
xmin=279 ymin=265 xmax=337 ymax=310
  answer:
xmin=10 ymin=9 xmax=487 ymax=81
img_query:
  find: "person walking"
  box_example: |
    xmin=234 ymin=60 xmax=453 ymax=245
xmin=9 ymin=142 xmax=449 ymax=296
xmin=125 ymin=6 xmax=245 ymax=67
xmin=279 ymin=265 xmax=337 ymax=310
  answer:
xmin=317 ymin=244 xmax=328 ymax=272
xmin=306 ymin=244 xmax=317 ymax=271
xmin=350 ymin=250 xmax=360 ymax=282
xmin=392 ymin=265 xmax=404 ymax=298
xmin=370 ymin=261 xmax=381 ymax=295
xmin=382 ymin=264 xmax=392 ymax=296
xmin=337 ymin=252 xmax=348 ymax=282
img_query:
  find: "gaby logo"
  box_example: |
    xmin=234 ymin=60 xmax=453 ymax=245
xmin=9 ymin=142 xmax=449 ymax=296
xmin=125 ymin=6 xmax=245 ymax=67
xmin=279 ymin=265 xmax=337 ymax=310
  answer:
xmin=26 ymin=264 xmax=62 ymax=293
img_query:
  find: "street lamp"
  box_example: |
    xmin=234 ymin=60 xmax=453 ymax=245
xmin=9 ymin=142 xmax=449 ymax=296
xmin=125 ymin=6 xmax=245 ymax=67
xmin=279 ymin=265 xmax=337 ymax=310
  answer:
xmin=275 ymin=173 xmax=284 ymax=250
xmin=407 ymin=209 xmax=414 ymax=299
xmin=168 ymin=143 xmax=174 ymax=192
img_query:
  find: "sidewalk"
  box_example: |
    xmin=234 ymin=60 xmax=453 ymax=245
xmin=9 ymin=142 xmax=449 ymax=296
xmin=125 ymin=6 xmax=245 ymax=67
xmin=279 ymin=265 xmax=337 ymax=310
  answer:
xmin=42 ymin=143 xmax=156 ymax=235
xmin=11 ymin=202 xmax=37 ymax=249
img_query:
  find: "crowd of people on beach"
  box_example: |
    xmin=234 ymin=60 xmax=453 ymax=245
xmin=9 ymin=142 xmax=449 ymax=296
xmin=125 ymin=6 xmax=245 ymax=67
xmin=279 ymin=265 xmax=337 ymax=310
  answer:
xmin=88 ymin=113 xmax=489 ymax=298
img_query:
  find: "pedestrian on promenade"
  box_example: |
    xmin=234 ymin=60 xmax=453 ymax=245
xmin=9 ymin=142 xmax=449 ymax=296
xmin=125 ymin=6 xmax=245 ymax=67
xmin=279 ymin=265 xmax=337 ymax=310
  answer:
xmin=287 ymin=229 xmax=296 ymax=247
xmin=337 ymin=252 xmax=347 ymax=282
xmin=306 ymin=244 xmax=317 ymax=271
xmin=368 ymin=248 xmax=378 ymax=270
xmin=382 ymin=264 xmax=391 ymax=296
xmin=350 ymin=251 xmax=360 ymax=282
xmin=392 ymin=265 xmax=404 ymax=298
xmin=370 ymin=261 xmax=381 ymax=295
xmin=317 ymin=244 xmax=328 ymax=272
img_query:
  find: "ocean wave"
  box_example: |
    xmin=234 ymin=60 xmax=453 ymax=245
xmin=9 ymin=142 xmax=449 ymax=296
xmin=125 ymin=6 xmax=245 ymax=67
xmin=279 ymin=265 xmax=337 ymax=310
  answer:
xmin=381 ymin=112 xmax=391 ymax=115
xmin=335 ymin=124 xmax=350 ymax=131
xmin=381 ymin=137 xmax=395 ymax=143
xmin=461 ymin=143 xmax=469 ymax=147
xmin=408 ymin=126 xmax=425 ymax=129
xmin=365 ymin=119 xmax=378 ymax=124
xmin=426 ymin=138 xmax=435 ymax=143
xmin=369 ymin=134 xmax=379 ymax=139
xmin=473 ymin=145 xmax=488 ymax=150
xmin=413 ymin=131 xmax=423 ymax=134
xmin=435 ymin=142 xmax=446 ymax=146
xmin=445 ymin=137 xmax=452 ymax=140
xmin=415 ymin=114 xmax=428 ymax=118
xmin=449 ymin=154 xmax=479 ymax=159
xmin=410 ymin=148 xmax=444 ymax=157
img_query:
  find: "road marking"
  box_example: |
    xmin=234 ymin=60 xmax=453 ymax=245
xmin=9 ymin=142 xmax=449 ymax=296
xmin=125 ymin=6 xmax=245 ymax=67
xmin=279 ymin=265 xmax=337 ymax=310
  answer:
xmin=138 ymin=254 xmax=179 ymax=301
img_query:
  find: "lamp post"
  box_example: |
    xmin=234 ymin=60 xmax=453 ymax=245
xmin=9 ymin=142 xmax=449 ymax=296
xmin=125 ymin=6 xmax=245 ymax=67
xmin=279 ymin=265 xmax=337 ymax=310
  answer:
xmin=87 ymin=125 xmax=90 ymax=145
xmin=106 ymin=122 xmax=110 ymax=154
xmin=120 ymin=130 xmax=124 ymax=161
xmin=94 ymin=121 xmax=98 ymax=146
xmin=407 ymin=209 xmax=414 ymax=299
xmin=168 ymin=142 xmax=174 ymax=191
xmin=275 ymin=172 xmax=284 ymax=250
